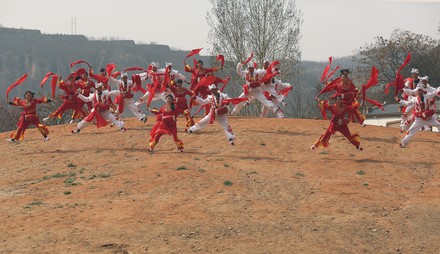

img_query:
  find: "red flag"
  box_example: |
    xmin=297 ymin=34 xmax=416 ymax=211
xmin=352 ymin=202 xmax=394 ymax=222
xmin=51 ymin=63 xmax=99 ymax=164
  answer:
xmin=216 ymin=54 xmax=225 ymax=68
xmin=6 ymin=74 xmax=28 ymax=101
xmin=184 ymin=48 xmax=203 ymax=62
xmin=320 ymin=57 xmax=332 ymax=82
xmin=70 ymin=60 xmax=91 ymax=69
xmin=243 ymin=52 xmax=254 ymax=65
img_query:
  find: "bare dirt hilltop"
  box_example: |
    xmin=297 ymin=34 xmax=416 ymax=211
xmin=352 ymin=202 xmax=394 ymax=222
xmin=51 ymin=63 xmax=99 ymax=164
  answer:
xmin=1 ymin=117 xmax=439 ymax=254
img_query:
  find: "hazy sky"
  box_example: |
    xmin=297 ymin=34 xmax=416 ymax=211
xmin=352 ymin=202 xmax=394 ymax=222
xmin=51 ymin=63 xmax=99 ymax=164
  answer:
xmin=1 ymin=0 xmax=439 ymax=61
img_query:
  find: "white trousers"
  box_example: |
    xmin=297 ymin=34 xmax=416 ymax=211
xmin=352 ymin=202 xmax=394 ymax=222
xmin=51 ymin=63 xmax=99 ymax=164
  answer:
xmin=119 ymin=98 xmax=145 ymax=120
xmin=401 ymin=116 xmax=440 ymax=146
xmin=78 ymin=110 xmax=124 ymax=130
xmin=231 ymin=89 xmax=276 ymax=115
xmin=189 ymin=114 xmax=235 ymax=141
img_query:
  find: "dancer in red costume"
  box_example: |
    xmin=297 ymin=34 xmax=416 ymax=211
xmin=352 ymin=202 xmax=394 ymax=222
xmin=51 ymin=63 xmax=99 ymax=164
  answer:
xmin=184 ymin=60 xmax=220 ymax=116
xmin=42 ymin=75 xmax=87 ymax=123
xmin=7 ymin=91 xmax=51 ymax=142
xmin=169 ymin=79 xmax=194 ymax=128
xmin=148 ymin=94 xmax=184 ymax=152
xmin=77 ymin=72 xmax=96 ymax=113
xmin=311 ymin=96 xmax=363 ymax=151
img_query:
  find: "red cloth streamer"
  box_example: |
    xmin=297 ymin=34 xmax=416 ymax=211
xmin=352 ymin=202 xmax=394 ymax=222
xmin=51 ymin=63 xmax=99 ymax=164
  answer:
xmin=106 ymin=63 xmax=116 ymax=76
xmin=278 ymin=85 xmax=293 ymax=96
xmin=6 ymin=74 xmax=28 ymax=101
xmin=320 ymin=57 xmax=333 ymax=82
xmin=364 ymin=98 xmax=384 ymax=111
xmin=385 ymin=52 xmax=411 ymax=96
xmin=70 ymin=60 xmax=91 ymax=69
xmin=74 ymin=68 xmax=87 ymax=78
xmin=123 ymin=66 xmax=147 ymax=72
xmin=40 ymin=72 xmax=55 ymax=87
xmin=361 ymin=66 xmax=379 ymax=102
xmin=326 ymin=66 xmax=340 ymax=81
xmin=222 ymin=98 xmax=248 ymax=105
xmin=193 ymin=76 xmax=219 ymax=92
xmin=316 ymin=77 xmax=340 ymax=98
xmin=220 ymin=76 xmax=231 ymax=92
xmin=50 ymin=75 xmax=58 ymax=99
xmin=216 ymin=54 xmax=225 ymax=68
xmin=184 ymin=48 xmax=203 ymax=62
xmin=243 ymin=52 xmax=254 ymax=65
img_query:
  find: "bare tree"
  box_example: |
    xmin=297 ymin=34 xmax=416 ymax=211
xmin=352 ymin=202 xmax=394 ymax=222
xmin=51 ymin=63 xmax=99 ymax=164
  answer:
xmin=206 ymin=0 xmax=303 ymax=116
xmin=354 ymin=29 xmax=440 ymax=104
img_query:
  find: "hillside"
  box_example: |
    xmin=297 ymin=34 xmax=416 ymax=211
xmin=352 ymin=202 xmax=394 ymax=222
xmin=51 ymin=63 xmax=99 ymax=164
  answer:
xmin=1 ymin=117 xmax=439 ymax=253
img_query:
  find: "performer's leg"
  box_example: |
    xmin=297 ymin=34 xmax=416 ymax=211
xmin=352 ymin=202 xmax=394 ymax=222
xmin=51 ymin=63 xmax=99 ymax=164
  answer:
xmin=126 ymin=99 xmax=146 ymax=121
xmin=183 ymin=110 xmax=195 ymax=127
xmin=338 ymin=125 xmax=361 ymax=149
xmin=9 ymin=120 xmax=31 ymax=141
xmin=102 ymin=111 xmax=124 ymax=130
xmin=136 ymin=91 xmax=150 ymax=105
xmin=216 ymin=116 xmax=235 ymax=143
xmin=230 ymin=93 xmax=249 ymax=115
xmin=188 ymin=113 xmax=211 ymax=133
xmin=312 ymin=129 xmax=332 ymax=149
xmin=401 ymin=118 xmax=424 ymax=147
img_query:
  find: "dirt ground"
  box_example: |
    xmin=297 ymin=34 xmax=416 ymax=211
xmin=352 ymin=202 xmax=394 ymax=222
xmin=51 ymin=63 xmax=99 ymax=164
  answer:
xmin=0 ymin=116 xmax=439 ymax=254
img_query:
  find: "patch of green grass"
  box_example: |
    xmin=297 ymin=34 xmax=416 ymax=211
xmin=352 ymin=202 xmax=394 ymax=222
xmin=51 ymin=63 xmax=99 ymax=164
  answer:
xmin=68 ymin=172 xmax=77 ymax=177
xmin=295 ymin=172 xmax=304 ymax=177
xmin=176 ymin=166 xmax=188 ymax=171
xmin=363 ymin=182 xmax=369 ymax=186
xmin=223 ymin=180 xmax=233 ymax=186
xmin=64 ymin=177 xmax=77 ymax=186
xmin=29 ymin=200 xmax=43 ymax=206
xmin=79 ymin=168 xmax=85 ymax=174
xmin=319 ymin=151 xmax=329 ymax=155
xmin=89 ymin=186 xmax=96 ymax=189
xmin=98 ymin=173 xmax=111 ymax=178
xmin=67 ymin=162 xmax=77 ymax=168
xmin=356 ymin=170 xmax=366 ymax=175
xmin=64 ymin=191 xmax=72 ymax=195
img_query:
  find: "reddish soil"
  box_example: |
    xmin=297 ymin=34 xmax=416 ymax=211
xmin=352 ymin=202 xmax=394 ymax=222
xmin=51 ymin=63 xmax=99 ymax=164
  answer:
xmin=1 ymin=117 xmax=439 ymax=253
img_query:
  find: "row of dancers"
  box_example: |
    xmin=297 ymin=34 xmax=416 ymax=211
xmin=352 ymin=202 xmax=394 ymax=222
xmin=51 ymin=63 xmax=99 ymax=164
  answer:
xmin=4 ymin=52 xmax=439 ymax=151
xmin=4 ymin=52 xmax=293 ymax=152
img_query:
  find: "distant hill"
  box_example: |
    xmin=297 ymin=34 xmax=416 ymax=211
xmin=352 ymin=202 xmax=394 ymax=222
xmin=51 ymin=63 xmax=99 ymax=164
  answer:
xmin=0 ymin=27 xmax=210 ymax=98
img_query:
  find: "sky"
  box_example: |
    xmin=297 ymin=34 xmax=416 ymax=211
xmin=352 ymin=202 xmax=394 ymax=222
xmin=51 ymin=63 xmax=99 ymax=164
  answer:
xmin=1 ymin=0 xmax=439 ymax=62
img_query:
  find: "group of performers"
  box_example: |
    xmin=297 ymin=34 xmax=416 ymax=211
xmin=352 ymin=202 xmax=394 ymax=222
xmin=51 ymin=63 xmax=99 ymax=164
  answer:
xmin=311 ymin=54 xmax=440 ymax=150
xmin=4 ymin=52 xmax=439 ymax=151
xmin=4 ymin=51 xmax=293 ymax=152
